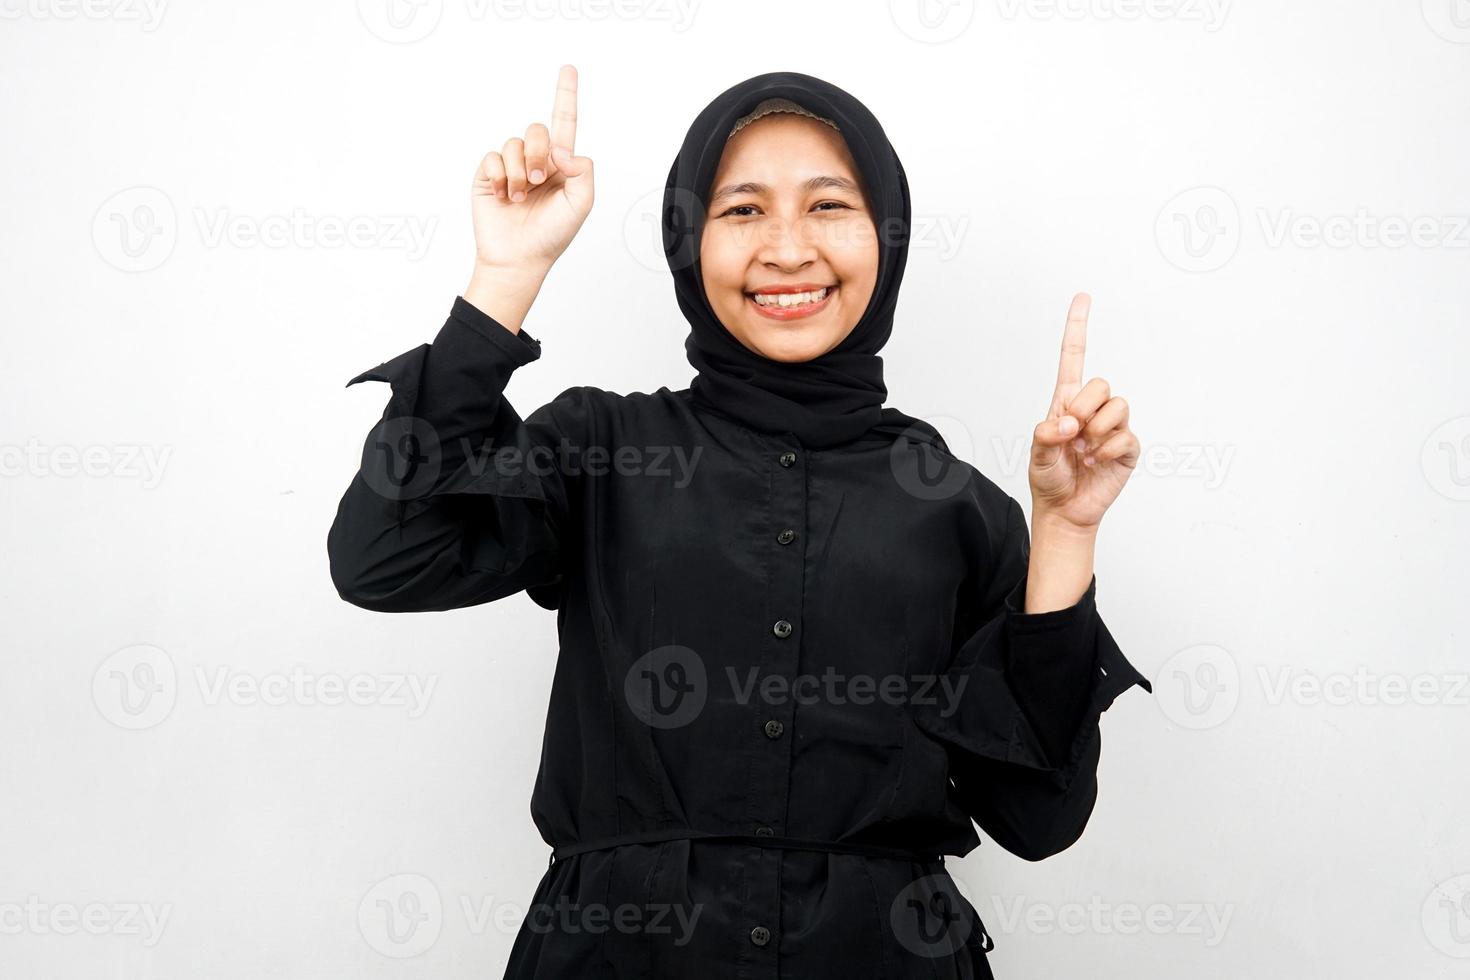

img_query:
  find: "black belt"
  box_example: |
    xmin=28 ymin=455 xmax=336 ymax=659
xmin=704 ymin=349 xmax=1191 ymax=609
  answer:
xmin=550 ymin=828 xmax=946 ymax=866
xmin=547 ymin=829 xmax=992 ymax=955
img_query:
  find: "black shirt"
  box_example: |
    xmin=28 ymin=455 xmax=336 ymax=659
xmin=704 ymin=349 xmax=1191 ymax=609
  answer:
xmin=327 ymin=297 xmax=1153 ymax=979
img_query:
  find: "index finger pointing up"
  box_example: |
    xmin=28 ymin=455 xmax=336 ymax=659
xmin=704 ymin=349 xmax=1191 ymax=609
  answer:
xmin=551 ymin=64 xmax=579 ymax=154
xmin=1053 ymin=292 xmax=1090 ymax=406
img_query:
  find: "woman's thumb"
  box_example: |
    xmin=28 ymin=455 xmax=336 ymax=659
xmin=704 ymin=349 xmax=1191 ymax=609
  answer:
xmin=551 ymin=144 xmax=593 ymax=180
xmin=1031 ymin=413 xmax=1078 ymax=468
xmin=550 ymin=145 xmax=594 ymax=214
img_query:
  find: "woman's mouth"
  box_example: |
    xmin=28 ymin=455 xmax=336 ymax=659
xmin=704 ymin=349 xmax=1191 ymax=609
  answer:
xmin=746 ymin=285 xmax=836 ymax=321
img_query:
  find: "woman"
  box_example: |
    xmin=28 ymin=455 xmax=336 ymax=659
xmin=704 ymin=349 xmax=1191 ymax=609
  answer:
xmin=328 ymin=65 xmax=1152 ymax=980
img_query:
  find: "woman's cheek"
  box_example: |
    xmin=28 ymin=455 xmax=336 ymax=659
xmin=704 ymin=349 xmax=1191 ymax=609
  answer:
xmin=824 ymin=216 xmax=877 ymax=269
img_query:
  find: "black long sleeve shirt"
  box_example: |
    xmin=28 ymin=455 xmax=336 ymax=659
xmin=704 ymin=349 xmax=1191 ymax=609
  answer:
xmin=327 ymin=297 xmax=1153 ymax=979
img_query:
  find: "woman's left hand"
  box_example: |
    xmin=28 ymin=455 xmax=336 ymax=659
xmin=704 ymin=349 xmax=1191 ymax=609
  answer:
xmin=1028 ymin=293 xmax=1139 ymax=532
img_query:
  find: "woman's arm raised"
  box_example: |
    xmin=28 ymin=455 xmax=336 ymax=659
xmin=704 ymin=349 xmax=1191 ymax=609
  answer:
xmin=326 ymin=65 xmax=596 ymax=613
xmin=463 ymin=64 xmax=594 ymax=332
xmin=912 ymin=295 xmax=1150 ymax=860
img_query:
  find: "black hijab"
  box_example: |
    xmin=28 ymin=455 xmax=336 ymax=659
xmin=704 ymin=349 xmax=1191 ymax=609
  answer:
xmin=662 ymin=71 xmax=933 ymax=450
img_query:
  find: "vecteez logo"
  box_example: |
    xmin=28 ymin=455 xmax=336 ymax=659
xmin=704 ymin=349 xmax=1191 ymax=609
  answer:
xmin=92 ymin=644 xmax=178 ymax=731
xmin=624 ymin=645 xmax=708 ymax=730
xmin=993 ymin=0 xmax=1231 ymax=31
xmin=358 ymin=0 xmax=699 ymax=42
xmin=1422 ymin=416 xmax=1470 ymax=502
xmin=1155 ymin=187 xmax=1241 ymax=274
xmin=0 ymin=0 xmax=168 ymax=29
xmin=92 ymin=645 xmax=439 ymax=729
xmin=888 ymin=416 xmax=976 ymax=502
xmin=1422 ymin=0 xmax=1470 ymax=43
xmin=1154 ymin=643 xmax=1239 ymax=730
xmin=358 ymin=874 xmax=444 ymax=957
xmin=1156 ymin=186 xmax=1470 ymax=272
xmin=357 ymin=0 xmax=444 ymax=43
xmin=92 ymin=187 xmax=439 ymax=272
xmin=92 ymin=187 xmax=177 ymax=273
xmin=889 ymin=0 xmax=977 ymax=43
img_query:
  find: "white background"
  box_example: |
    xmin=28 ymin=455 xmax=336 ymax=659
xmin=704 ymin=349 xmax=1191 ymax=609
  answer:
xmin=3 ymin=0 xmax=1469 ymax=977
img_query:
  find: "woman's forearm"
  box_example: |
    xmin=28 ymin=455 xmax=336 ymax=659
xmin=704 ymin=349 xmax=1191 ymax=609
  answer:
xmin=462 ymin=263 xmax=552 ymax=334
xmin=1023 ymin=511 xmax=1097 ymax=614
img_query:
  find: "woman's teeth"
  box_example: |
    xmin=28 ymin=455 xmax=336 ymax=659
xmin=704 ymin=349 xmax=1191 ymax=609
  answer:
xmin=751 ymin=287 xmax=830 ymax=307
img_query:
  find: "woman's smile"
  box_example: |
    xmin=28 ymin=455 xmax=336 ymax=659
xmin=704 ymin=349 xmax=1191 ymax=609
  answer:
xmin=745 ymin=282 xmax=837 ymax=320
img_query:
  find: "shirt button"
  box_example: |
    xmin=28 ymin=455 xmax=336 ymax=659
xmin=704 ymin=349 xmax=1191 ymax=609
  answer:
xmin=778 ymin=451 xmax=797 ymax=467
xmin=763 ymin=719 xmax=784 ymax=739
xmin=773 ymin=620 xmax=793 ymax=638
xmin=755 ymin=825 xmax=774 ymax=837
xmin=750 ymin=925 xmax=772 ymax=946
xmin=776 ymin=529 xmax=795 ymax=545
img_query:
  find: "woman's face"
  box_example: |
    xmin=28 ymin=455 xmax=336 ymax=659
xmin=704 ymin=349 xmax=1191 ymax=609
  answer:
xmin=699 ymin=113 xmax=879 ymax=363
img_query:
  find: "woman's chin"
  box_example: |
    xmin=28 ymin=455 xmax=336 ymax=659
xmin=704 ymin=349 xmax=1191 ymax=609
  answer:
xmin=751 ymin=338 xmax=831 ymax=363
xmin=739 ymin=321 xmax=846 ymax=363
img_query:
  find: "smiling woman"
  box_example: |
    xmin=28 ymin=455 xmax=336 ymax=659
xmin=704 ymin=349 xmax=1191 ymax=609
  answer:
xmin=327 ymin=65 xmax=1152 ymax=980
xmin=700 ymin=108 xmax=879 ymax=362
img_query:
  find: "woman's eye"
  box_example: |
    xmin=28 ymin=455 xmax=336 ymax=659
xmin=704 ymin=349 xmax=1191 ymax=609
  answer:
xmin=717 ymin=201 xmax=854 ymax=218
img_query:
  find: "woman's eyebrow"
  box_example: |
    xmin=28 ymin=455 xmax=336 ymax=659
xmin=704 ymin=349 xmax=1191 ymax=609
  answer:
xmin=709 ymin=175 xmax=862 ymax=204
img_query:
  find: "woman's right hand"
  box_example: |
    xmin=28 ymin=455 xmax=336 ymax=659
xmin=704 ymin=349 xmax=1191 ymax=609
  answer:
xmin=470 ymin=64 xmax=594 ymax=275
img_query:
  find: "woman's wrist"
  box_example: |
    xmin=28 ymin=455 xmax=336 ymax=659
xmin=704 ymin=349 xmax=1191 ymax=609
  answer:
xmin=1024 ymin=509 xmax=1098 ymax=614
xmin=463 ymin=262 xmax=552 ymax=334
xmin=1031 ymin=508 xmax=1100 ymax=544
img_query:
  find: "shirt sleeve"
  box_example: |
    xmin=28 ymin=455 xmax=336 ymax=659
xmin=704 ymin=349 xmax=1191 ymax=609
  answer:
xmin=326 ymin=296 xmax=590 ymax=613
xmin=911 ymin=494 xmax=1153 ymax=862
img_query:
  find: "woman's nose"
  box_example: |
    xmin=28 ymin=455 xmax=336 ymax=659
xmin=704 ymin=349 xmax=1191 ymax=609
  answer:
xmin=755 ymin=215 xmax=820 ymax=268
